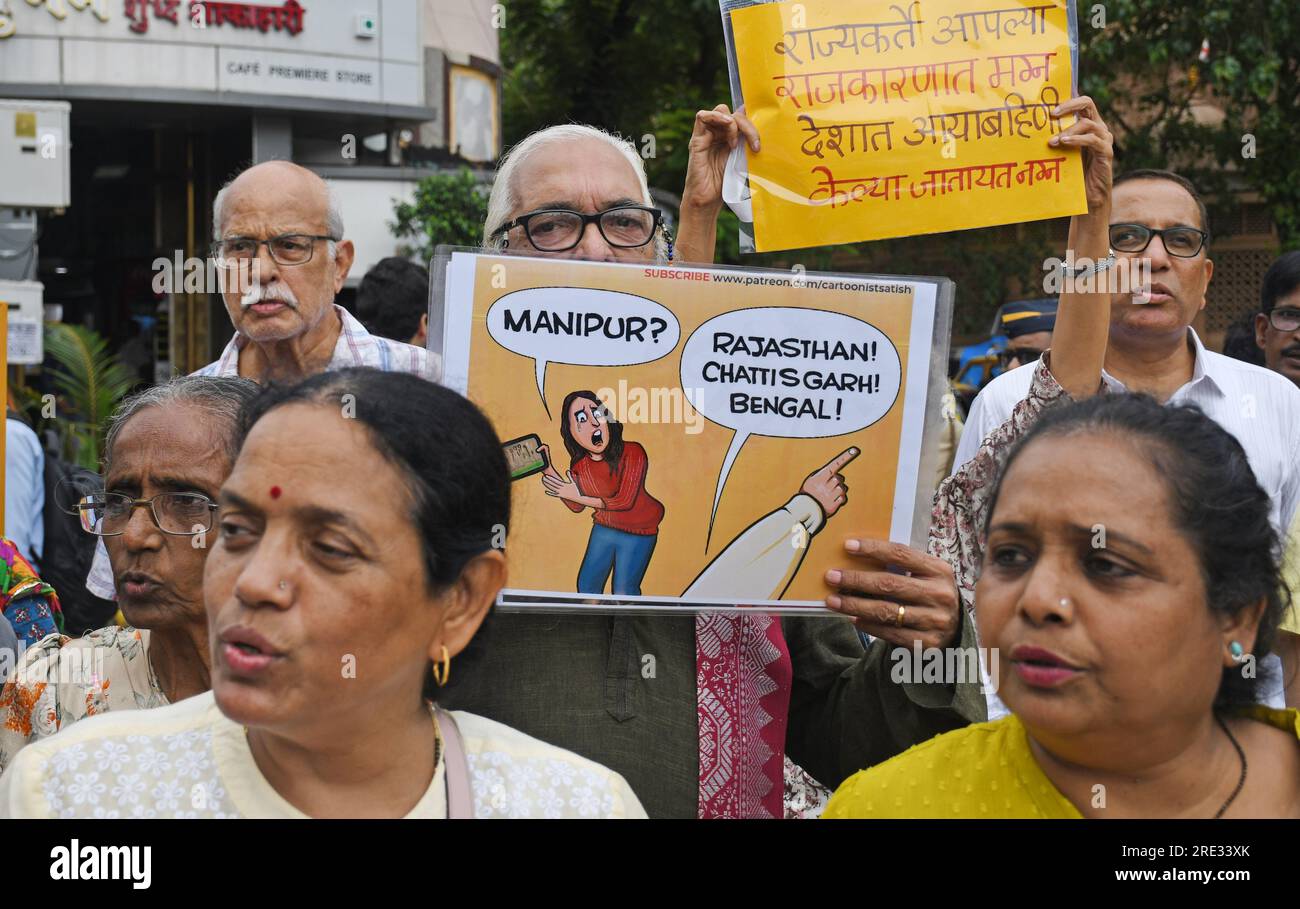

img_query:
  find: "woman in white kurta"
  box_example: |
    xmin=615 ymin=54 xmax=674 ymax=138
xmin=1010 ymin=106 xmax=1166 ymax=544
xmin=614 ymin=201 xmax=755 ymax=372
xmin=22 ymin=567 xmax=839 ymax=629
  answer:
xmin=0 ymin=688 xmax=643 ymax=818
xmin=0 ymin=369 xmax=643 ymax=818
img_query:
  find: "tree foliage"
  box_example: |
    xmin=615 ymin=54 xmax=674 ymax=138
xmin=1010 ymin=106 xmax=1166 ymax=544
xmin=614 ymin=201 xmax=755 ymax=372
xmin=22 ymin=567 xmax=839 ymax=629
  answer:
xmin=1079 ymin=0 xmax=1300 ymax=246
xmin=41 ymin=323 xmax=138 ymax=470
xmin=500 ymin=0 xmax=730 ymax=196
xmin=498 ymin=0 xmax=1300 ymax=331
xmin=390 ymin=168 xmax=490 ymax=263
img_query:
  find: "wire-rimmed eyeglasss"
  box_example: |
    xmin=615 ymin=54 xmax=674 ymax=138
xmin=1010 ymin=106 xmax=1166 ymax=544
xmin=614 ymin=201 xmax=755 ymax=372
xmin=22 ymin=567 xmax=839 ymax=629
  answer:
xmin=211 ymin=234 xmax=337 ymax=266
xmin=1265 ymin=308 xmax=1300 ymax=332
xmin=78 ymin=493 xmax=218 ymax=537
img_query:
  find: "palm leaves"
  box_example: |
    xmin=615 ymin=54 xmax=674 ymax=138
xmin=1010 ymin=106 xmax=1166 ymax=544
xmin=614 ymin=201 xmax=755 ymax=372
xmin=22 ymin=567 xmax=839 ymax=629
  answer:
xmin=42 ymin=323 xmax=138 ymax=470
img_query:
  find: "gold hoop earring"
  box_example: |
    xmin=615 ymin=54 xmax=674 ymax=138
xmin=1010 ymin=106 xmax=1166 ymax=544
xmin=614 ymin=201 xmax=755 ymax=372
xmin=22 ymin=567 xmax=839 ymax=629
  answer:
xmin=432 ymin=645 xmax=451 ymax=687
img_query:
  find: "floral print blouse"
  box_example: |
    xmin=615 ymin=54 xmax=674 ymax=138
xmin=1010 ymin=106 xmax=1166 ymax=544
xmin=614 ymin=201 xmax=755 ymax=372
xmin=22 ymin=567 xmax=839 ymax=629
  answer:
xmin=0 ymin=626 xmax=167 ymax=773
xmin=928 ymin=357 xmax=1071 ymax=618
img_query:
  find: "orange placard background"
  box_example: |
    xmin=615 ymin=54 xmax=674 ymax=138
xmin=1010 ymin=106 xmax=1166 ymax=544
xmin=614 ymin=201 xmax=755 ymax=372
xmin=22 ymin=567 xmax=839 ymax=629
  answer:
xmin=453 ymin=256 xmax=931 ymax=606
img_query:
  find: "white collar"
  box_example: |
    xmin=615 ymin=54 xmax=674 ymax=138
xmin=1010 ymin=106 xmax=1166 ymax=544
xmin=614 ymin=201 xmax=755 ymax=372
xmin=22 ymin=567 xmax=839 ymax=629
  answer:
xmin=1100 ymin=328 xmax=1223 ymax=398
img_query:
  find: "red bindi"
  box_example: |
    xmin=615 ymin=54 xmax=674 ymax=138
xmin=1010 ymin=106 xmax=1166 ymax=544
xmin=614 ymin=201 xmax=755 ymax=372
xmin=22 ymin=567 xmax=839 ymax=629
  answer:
xmin=270 ymin=486 xmax=282 ymax=499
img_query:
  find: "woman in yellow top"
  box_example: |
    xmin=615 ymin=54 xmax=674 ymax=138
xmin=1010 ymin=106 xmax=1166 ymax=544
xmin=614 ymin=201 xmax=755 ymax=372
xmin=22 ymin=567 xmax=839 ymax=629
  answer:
xmin=826 ymin=393 xmax=1300 ymax=818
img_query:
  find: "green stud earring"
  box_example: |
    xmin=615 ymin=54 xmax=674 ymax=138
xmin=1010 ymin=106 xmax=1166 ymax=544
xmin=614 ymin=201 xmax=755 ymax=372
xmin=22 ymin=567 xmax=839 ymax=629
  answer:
xmin=1229 ymin=641 xmax=1245 ymax=662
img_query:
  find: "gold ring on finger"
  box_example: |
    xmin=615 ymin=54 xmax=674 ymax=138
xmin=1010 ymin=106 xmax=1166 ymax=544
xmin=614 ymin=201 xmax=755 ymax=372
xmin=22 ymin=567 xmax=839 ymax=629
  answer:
xmin=895 ymin=605 xmax=906 ymax=627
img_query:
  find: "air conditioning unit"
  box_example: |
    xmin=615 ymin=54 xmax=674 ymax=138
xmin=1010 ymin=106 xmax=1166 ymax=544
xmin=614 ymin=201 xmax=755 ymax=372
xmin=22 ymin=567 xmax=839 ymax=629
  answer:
xmin=0 ymin=100 xmax=71 ymax=209
xmin=0 ymin=279 xmax=46 ymax=365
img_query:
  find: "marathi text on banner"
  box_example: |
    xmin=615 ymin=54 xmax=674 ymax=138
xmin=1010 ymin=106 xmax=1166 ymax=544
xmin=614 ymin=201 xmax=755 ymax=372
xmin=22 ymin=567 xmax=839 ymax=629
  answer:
xmin=731 ymin=0 xmax=1087 ymax=252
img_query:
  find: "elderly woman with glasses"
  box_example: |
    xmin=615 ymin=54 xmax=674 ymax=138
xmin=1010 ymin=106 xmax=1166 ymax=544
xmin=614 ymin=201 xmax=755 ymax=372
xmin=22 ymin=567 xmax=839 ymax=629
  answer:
xmin=0 ymin=376 xmax=259 ymax=771
xmin=1 ymin=369 xmax=644 ymax=818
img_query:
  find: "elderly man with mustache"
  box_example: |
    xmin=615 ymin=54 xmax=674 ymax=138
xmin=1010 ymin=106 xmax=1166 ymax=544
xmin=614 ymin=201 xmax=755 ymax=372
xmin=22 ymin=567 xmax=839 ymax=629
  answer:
xmin=195 ymin=160 xmax=439 ymax=384
xmin=84 ymin=161 xmax=439 ymax=604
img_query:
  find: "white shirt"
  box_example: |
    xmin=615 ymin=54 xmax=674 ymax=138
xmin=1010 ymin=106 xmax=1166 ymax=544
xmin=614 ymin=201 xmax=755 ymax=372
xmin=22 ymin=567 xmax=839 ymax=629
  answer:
xmin=954 ymin=329 xmax=1300 ymax=534
xmin=953 ymin=330 xmax=1300 ymax=719
xmin=5 ymin=419 xmax=44 ymax=569
xmin=193 ymin=304 xmax=442 ymax=383
xmin=0 ymin=690 xmax=646 ymax=819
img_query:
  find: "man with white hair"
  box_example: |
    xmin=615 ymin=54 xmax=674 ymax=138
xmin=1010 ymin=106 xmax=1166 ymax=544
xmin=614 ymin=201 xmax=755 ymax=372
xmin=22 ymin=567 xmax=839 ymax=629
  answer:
xmin=439 ymin=112 xmax=982 ymax=820
xmin=484 ymin=107 xmax=756 ymax=263
xmin=196 ymin=160 xmax=438 ymax=383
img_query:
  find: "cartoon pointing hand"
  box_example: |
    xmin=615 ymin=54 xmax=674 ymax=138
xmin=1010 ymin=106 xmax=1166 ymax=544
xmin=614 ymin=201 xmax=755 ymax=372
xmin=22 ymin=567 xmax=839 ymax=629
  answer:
xmin=801 ymin=447 xmax=860 ymax=519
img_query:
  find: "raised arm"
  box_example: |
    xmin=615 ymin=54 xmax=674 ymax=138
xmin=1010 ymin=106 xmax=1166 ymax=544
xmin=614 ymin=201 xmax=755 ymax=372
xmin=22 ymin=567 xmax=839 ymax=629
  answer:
xmin=822 ymin=101 xmax=1117 ymax=633
xmin=928 ymin=97 xmax=1118 ymax=612
xmin=1044 ymin=94 xmax=1115 ymax=396
xmin=674 ymin=105 xmax=760 ymax=265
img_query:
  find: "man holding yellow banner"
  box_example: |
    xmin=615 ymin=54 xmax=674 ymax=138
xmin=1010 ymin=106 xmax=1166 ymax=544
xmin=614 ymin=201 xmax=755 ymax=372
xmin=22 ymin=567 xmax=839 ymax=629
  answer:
xmin=440 ymin=112 xmax=984 ymax=820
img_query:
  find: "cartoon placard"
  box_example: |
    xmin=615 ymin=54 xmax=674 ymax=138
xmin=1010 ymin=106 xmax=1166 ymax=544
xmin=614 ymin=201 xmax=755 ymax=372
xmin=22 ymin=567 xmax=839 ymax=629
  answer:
xmin=723 ymin=0 xmax=1087 ymax=252
xmin=436 ymin=251 xmax=952 ymax=614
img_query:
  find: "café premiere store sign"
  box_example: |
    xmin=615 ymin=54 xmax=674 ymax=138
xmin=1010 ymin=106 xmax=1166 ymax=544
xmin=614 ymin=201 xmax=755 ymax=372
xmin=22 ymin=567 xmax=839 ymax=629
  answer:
xmin=0 ymin=1 xmax=417 ymax=107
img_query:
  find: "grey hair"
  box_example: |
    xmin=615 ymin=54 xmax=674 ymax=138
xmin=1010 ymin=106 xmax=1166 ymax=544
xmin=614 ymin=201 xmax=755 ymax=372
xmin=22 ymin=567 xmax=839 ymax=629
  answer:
xmin=103 ymin=376 xmax=262 ymax=471
xmin=483 ymin=124 xmax=668 ymax=261
xmin=212 ymin=166 xmax=344 ymax=261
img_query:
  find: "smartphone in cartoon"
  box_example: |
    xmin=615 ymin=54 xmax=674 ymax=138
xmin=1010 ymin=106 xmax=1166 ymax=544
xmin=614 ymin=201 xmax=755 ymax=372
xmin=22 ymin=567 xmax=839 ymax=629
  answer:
xmin=503 ymin=433 xmax=549 ymax=481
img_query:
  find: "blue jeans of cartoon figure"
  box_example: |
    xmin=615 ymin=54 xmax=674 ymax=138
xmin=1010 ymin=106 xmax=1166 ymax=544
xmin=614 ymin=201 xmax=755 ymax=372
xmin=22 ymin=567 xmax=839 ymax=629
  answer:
xmin=576 ymin=525 xmax=657 ymax=596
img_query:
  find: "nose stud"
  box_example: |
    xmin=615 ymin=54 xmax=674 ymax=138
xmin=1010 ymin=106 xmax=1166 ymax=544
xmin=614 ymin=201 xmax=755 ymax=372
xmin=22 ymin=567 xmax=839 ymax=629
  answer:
xmin=278 ymin=581 xmax=288 ymax=591
xmin=1059 ymin=597 xmax=1071 ymax=608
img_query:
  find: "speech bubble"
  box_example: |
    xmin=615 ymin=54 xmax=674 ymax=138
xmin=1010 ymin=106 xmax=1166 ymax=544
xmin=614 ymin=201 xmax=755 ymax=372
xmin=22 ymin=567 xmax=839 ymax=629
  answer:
xmin=679 ymin=307 xmax=902 ymax=540
xmin=486 ymin=287 xmax=681 ymax=416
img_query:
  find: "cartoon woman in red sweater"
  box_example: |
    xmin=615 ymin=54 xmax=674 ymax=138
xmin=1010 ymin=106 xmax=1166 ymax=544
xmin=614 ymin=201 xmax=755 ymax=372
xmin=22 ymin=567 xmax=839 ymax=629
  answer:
xmin=538 ymin=390 xmax=664 ymax=596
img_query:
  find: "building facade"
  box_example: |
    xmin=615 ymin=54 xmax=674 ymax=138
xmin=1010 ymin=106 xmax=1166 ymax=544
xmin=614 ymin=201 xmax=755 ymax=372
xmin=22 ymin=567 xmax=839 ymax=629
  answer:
xmin=1 ymin=0 xmax=500 ymax=375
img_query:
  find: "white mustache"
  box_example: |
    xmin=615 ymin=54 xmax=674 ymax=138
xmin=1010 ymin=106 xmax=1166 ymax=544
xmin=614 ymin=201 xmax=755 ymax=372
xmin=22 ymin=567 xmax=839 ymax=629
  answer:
xmin=240 ymin=284 xmax=299 ymax=309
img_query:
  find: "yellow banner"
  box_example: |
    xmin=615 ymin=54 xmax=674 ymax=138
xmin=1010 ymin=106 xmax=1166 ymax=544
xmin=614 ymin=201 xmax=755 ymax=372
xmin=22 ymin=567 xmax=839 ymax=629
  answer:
xmin=731 ymin=0 xmax=1087 ymax=251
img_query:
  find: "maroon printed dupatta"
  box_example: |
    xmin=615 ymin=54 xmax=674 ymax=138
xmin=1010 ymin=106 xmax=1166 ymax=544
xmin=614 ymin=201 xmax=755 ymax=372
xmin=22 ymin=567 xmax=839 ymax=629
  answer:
xmin=695 ymin=611 xmax=792 ymax=818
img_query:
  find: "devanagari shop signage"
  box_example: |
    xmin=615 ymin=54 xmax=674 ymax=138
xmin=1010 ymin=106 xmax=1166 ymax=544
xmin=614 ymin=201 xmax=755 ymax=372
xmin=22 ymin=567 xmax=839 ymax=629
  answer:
xmin=729 ymin=0 xmax=1086 ymax=252
xmin=124 ymin=0 xmax=305 ymax=36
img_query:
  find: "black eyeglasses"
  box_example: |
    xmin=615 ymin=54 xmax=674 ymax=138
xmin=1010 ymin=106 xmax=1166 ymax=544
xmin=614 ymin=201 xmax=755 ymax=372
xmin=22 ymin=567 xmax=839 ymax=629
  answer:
xmin=997 ymin=348 xmax=1044 ymax=369
xmin=493 ymin=205 xmax=663 ymax=252
xmin=1265 ymin=308 xmax=1300 ymax=332
xmin=1109 ymin=223 xmax=1208 ymax=258
xmin=211 ymin=234 xmax=338 ymax=266
xmin=78 ymin=493 xmax=218 ymax=537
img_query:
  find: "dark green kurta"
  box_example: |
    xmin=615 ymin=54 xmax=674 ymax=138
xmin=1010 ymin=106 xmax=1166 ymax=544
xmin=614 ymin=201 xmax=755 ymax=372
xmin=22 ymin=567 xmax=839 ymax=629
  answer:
xmin=440 ymin=607 xmax=986 ymax=818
